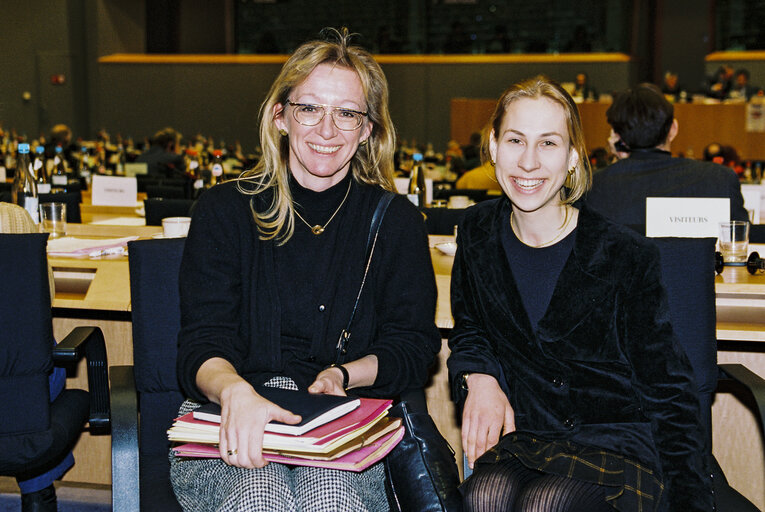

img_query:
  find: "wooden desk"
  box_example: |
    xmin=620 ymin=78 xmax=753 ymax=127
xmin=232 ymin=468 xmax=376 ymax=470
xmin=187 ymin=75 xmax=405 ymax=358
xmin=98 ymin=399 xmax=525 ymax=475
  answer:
xmin=451 ymin=99 xmax=765 ymax=161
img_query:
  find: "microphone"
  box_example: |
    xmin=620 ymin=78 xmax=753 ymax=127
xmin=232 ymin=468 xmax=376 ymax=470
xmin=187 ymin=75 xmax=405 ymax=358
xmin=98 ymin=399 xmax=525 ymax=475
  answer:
xmin=747 ymin=251 xmax=765 ymax=275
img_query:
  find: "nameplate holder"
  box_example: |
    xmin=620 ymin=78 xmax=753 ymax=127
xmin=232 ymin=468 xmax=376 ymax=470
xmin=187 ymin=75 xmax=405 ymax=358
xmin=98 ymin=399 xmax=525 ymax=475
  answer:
xmin=645 ymin=197 xmax=729 ymax=238
xmin=91 ymin=175 xmax=137 ymax=206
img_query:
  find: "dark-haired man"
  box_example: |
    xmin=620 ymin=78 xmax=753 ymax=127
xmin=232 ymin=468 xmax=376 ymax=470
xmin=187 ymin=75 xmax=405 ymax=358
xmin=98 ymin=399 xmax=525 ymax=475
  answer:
xmin=136 ymin=127 xmax=186 ymax=177
xmin=586 ymin=83 xmax=747 ymax=224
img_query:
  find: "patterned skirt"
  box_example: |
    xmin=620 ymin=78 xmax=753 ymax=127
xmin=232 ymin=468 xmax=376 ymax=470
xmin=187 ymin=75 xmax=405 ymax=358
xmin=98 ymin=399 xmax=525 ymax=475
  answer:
xmin=472 ymin=431 xmax=664 ymax=512
xmin=169 ymin=377 xmax=390 ymax=512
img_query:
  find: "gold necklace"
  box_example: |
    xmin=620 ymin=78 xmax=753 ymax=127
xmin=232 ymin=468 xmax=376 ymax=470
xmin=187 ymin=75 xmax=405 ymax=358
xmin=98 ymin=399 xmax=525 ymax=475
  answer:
xmin=294 ymin=180 xmax=352 ymax=235
xmin=510 ymin=208 xmax=574 ymax=248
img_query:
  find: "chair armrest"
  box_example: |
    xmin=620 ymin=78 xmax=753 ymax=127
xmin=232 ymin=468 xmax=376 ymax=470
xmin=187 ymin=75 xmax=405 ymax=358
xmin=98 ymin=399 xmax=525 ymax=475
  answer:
xmin=53 ymin=326 xmax=110 ymax=432
xmin=718 ymin=363 xmax=765 ymax=438
xmin=110 ymin=365 xmax=140 ymax=512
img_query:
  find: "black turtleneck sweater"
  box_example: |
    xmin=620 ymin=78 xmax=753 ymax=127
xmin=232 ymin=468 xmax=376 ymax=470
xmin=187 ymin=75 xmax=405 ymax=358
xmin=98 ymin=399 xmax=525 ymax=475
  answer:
xmin=177 ymin=173 xmax=441 ymax=399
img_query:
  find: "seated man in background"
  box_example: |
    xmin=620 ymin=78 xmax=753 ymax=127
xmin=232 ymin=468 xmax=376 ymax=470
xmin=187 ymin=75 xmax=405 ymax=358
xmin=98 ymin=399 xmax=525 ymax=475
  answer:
xmin=455 ymin=160 xmax=502 ymax=192
xmin=135 ymin=127 xmax=186 ymax=178
xmin=729 ymin=68 xmax=761 ymax=101
xmin=586 ymin=83 xmax=748 ymax=224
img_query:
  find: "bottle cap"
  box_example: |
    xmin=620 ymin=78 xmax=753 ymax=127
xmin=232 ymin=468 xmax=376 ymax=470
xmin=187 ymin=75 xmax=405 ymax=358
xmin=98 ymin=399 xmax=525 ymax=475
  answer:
xmin=213 ymin=150 xmax=222 ymax=157
xmin=55 ymin=145 xmax=63 ymax=153
xmin=35 ymin=145 xmax=44 ymax=153
xmin=413 ymin=152 xmax=423 ymax=162
xmin=18 ymin=143 xmax=30 ymax=153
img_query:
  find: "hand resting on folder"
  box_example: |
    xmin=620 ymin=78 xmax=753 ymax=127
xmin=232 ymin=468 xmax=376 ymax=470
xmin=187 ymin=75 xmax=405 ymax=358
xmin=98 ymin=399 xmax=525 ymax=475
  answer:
xmin=195 ymin=354 xmax=379 ymax=469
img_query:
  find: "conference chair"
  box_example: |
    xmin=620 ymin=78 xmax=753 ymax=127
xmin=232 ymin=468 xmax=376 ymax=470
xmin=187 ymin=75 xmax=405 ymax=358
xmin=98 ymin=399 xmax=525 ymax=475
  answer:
xmin=110 ymin=238 xmax=186 ymax=511
xmin=143 ymin=198 xmax=195 ymax=226
xmin=0 ymin=233 xmax=110 ymax=504
xmin=146 ymin=185 xmax=186 ymax=200
xmin=750 ymin=223 xmax=765 ymax=244
xmin=422 ymin=207 xmax=467 ymax=235
xmin=39 ymin=191 xmax=82 ymax=224
xmin=646 ymin=232 xmax=764 ymax=511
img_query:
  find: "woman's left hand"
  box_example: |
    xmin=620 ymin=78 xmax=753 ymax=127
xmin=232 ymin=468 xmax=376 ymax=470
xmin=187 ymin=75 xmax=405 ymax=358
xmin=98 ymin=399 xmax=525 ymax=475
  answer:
xmin=308 ymin=367 xmax=347 ymax=396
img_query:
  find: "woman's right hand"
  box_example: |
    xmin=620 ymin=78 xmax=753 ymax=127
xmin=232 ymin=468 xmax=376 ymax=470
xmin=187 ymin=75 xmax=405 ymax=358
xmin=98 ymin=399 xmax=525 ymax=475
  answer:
xmin=217 ymin=380 xmax=302 ymax=468
xmin=461 ymin=373 xmax=515 ymax=469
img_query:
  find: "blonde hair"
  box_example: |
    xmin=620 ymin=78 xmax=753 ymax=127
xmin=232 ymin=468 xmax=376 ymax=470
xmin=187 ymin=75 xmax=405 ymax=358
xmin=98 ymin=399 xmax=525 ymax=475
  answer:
xmin=485 ymin=75 xmax=592 ymax=204
xmin=238 ymin=28 xmax=396 ymax=243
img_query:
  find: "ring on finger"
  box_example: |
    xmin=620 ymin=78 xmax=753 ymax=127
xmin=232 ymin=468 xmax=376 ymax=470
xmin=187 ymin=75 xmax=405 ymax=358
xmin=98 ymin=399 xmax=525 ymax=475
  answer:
xmin=227 ymin=448 xmax=238 ymax=456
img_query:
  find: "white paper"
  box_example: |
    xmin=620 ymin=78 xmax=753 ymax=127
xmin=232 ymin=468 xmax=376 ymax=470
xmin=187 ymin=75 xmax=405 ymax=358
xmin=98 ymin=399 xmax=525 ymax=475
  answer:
xmin=47 ymin=236 xmax=138 ymax=256
xmin=645 ymin=197 xmax=729 ymax=238
xmin=91 ymin=175 xmax=138 ymax=206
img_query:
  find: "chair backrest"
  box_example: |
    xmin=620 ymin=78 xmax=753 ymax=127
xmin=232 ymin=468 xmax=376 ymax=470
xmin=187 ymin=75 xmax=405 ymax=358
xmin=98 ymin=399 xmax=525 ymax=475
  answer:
xmin=423 ymin=207 xmax=467 ymax=235
xmin=39 ymin=191 xmax=82 ymax=223
xmin=0 ymin=233 xmax=55 ymax=465
xmin=146 ymin=185 xmax=186 ymax=199
xmin=649 ymin=236 xmax=718 ymax=452
xmin=127 ymin=237 xmax=186 ymax=510
xmin=144 ymin=198 xmax=195 ymax=226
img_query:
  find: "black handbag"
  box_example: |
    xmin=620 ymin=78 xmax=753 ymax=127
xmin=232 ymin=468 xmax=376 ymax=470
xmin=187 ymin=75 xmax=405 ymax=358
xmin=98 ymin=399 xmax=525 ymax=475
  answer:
xmin=384 ymin=401 xmax=463 ymax=512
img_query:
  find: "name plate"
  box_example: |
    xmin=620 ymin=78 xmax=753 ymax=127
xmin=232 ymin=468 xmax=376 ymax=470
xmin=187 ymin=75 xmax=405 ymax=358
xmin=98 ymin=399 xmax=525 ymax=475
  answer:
xmin=91 ymin=175 xmax=137 ymax=206
xmin=646 ymin=197 xmax=729 ymax=237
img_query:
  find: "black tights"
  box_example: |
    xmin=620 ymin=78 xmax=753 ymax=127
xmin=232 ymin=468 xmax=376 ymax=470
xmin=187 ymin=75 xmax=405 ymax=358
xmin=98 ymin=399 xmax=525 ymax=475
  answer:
xmin=462 ymin=457 xmax=613 ymax=512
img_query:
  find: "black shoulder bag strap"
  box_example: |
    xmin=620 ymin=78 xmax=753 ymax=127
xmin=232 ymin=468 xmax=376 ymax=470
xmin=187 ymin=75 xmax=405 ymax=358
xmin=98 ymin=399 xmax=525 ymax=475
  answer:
xmin=335 ymin=191 xmax=396 ymax=362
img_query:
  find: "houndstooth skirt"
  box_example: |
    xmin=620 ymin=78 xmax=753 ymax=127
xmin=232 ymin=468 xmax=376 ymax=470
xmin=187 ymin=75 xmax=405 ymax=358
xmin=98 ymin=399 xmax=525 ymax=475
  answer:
xmin=170 ymin=377 xmax=390 ymax=512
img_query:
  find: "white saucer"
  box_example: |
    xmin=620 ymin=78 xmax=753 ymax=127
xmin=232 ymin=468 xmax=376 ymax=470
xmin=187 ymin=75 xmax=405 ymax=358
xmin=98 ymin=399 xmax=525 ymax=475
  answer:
xmin=435 ymin=242 xmax=457 ymax=256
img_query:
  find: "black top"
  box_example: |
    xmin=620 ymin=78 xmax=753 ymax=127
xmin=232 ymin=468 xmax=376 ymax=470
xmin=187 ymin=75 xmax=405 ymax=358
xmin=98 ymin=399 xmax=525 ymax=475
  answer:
xmin=176 ymin=175 xmax=441 ymax=398
xmin=501 ymin=216 xmax=576 ymax=328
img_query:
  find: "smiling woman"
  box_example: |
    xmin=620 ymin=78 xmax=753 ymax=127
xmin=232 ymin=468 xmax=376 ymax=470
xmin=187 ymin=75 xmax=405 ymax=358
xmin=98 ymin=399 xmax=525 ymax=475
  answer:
xmin=169 ymin=28 xmax=441 ymax=512
xmin=447 ymin=76 xmax=714 ymax=512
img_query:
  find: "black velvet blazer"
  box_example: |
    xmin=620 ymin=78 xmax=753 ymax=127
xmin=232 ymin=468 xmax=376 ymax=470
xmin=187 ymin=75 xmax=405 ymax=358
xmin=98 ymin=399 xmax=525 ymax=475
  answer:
xmin=447 ymin=198 xmax=713 ymax=510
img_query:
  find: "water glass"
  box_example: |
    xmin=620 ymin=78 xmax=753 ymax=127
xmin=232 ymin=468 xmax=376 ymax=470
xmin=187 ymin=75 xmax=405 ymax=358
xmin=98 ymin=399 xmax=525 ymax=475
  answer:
xmin=718 ymin=220 xmax=749 ymax=263
xmin=39 ymin=202 xmax=67 ymax=238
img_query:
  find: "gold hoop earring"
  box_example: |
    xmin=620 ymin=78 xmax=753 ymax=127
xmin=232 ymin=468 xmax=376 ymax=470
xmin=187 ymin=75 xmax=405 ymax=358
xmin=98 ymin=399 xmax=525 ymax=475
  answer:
xmin=564 ymin=167 xmax=576 ymax=188
xmin=279 ymin=129 xmax=288 ymax=136
xmin=359 ymin=139 xmax=368 ymax=146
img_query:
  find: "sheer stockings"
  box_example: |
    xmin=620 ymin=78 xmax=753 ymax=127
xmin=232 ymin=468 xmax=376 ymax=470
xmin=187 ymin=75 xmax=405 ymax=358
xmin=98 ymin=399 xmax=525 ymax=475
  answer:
xmin=463 ymin=456 xmax=613 ymax=512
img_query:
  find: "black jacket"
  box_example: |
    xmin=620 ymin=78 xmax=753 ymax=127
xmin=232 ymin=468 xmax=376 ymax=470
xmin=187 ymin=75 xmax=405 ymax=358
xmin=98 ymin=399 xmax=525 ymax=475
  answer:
xmin=587 ymin=150 xmax=748 ymax=225
xmin=177 ymin=179 xmax=441 ymax=402
xmin=447 ymin=198 xmax=713 ymax=510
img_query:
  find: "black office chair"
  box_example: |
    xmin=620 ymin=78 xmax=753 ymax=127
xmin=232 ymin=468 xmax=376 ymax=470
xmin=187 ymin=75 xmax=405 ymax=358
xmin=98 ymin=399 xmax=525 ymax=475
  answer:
xmin=38 ymin=191 xmax=82 ymax=223
xmin=0 ymin=233 xmax=110 ymax=507
xmin=422 ymin=207 xmax=467 ymax=235
xmin=433 ymin=188 xmax=489 ymax=203
xmin=750 ymin=224 xmax=765 ymax=244
xmin=143 ymin=198 xmax=195 ymax=226
xmin=146 ymin=185 xmax=186 ymax=200
xmin=647 ymin=233 xmax=764 ymax=511
xmin=110 ymin=238 xmax=186 ymax=511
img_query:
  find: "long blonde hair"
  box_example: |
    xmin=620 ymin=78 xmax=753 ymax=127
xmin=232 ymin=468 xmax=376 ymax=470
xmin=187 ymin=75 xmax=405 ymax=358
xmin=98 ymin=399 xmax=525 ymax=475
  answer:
xmin=485 ymin=75 xmax=592 ymax=203
xmin=238 ymin=28 xmax=396 ymax=243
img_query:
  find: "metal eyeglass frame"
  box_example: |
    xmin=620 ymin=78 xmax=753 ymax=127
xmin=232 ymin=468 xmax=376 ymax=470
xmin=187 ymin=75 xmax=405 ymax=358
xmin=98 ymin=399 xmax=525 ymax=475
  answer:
xmin=285 ymin=100 xmax=368 ymax=131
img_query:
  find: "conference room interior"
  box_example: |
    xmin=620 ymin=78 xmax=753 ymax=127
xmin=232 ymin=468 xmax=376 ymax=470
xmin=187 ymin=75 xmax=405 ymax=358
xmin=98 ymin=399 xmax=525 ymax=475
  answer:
xmin=2 ymin=0 xmax=765 ymax=510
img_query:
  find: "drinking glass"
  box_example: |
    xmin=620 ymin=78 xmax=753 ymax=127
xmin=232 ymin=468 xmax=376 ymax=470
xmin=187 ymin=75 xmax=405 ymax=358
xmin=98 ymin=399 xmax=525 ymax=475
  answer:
xmin=718 ymin=220 xmax=749 ymax=264
xmin=39 ymin=202 xmax=67 ymax=238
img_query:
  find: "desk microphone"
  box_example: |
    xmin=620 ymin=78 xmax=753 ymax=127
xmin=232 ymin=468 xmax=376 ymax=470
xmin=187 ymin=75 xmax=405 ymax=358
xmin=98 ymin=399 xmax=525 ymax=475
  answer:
xmin=747 ymin=251 xmax=765 ymax=275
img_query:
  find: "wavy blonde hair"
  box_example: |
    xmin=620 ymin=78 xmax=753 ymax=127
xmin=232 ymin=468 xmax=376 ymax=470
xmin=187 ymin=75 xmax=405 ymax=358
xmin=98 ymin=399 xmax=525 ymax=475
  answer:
xmin=485 ymin=75 xmax=592 ymax=204
xmin=238 ymin=28 xmax=396 ymax=243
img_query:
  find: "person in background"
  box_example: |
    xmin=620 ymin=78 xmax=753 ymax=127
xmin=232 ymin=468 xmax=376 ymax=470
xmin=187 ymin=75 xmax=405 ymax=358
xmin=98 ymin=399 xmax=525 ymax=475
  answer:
xmin=448 ymin=75 xmax=712 ymax=511
xmin=706 ymin=64 xmax=734 ymax=100
xmin=571 ymin=72 xmax=598 ymax=102
xmin=135 ymin=127 xmax=186 ymax=178
xmin=660 ymin=71 xmax=684 ymax=102
xmin=588 ymin=83 xmax=748 ymax=224
xmin=170 ymin=28 xmax=440 ymax=511
xmin=455 ymin=130 xmax=502 ymax=192
xmin=44 ymin=124 xmax=77 ymax=169
xmin=729 ymin=68 xmax=761 ymax=101
xmin=462 ymin=131 xmax=482 ymax=170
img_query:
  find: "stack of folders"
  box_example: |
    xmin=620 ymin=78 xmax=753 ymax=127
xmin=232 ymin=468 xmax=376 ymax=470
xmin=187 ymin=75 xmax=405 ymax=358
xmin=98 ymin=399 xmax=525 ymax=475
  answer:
xmin=168 ymin=386 xmax=404 ymax=472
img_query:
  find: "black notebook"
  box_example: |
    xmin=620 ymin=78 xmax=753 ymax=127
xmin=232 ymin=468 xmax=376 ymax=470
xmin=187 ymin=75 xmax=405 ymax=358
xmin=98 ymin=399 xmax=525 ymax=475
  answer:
xmin=192 ymin=387 xmax=361 ymax=436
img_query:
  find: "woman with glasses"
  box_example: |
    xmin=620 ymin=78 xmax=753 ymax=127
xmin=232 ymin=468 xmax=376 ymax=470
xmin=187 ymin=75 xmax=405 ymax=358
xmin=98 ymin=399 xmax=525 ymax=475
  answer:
xmin=448 ymin=76 xmax=712 ymax=511
xmin=170 ymin=29 xmax=441 ymax=511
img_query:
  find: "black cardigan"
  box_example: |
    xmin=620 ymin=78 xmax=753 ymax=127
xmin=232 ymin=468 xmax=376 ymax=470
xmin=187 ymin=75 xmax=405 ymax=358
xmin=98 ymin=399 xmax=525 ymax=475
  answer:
xmin=447 ymin=198 xmax=713 ymax=510
xmin=177 ymin=178 xmax=441 ymax=401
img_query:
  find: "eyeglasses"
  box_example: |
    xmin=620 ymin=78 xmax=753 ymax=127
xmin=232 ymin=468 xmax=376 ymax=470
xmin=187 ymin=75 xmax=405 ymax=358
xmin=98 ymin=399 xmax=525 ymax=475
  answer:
xmin=285 ymin=101 xmax=368 ymax=131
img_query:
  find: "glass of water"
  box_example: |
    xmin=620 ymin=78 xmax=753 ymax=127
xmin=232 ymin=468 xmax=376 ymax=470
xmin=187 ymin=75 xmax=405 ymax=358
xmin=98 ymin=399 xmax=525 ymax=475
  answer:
xmin=718 ymin=221 xmax=749 ymax=264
